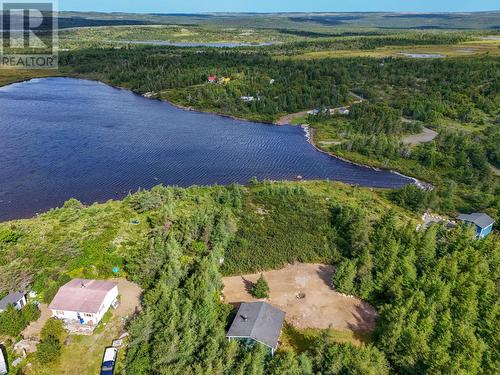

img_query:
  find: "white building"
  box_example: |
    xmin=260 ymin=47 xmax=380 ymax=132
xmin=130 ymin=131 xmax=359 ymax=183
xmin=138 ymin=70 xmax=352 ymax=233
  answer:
xmin=49 ymin=279 xmax=118 ymax=328
xmin=338 ymin=107 xmax=350 ymax=115
xmin=0 ymin=292 xmax=26 ymax=312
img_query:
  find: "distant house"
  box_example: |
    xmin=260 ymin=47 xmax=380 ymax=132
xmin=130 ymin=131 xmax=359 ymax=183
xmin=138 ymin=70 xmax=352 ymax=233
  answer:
xmin=226 ymin=302 xmax=285 ymax=355
xmin=241 ymin=96 xmax=255 ymax=102
xmin=0 ymin=292 xmax=26 ymax=313
xmin=307 ymin=108 xmax=321 ymax=115
xmin=338 ymin=107 xmax=350 ymax=115
xmin=457 ymin=213 xmax=495 ymax=238
xmin=269 ymin=79 xmax=275 ymax=85
xmin=329 ymin=107 xmax=350 ymax=115
xmin=218 ymin=77 xmax=231 ymax=84
xmin=49 ymin=279 xmax=118 ymax=330
xmin=208 ymin=75 xmax=217 ymax=83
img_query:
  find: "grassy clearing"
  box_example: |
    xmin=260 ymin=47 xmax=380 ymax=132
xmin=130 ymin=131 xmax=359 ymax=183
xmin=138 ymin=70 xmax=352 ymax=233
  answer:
xmin=0 ymin=69 xmax=62 ymax=87
xmin=278 ymin=40 xmax=500 ymax=60
xmin=25 ymin=314 xmax=125 ymax=375
xmin=222 ymin=181 xmax=415 ymax=275
xmin=280 ymin=323 xmax=372 ymax=352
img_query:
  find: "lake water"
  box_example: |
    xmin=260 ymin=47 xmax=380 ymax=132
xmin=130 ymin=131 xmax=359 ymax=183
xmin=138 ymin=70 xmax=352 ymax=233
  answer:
xmin=114 ymin=40 xmax=275 ymax=47
xmin=399 ymin=52 xmax=445 ymax=59
xmin=0 ymin=78 xmax=411 ymax=221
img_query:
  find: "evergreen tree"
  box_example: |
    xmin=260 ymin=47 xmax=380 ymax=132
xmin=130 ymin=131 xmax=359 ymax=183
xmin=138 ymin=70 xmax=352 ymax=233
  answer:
xmin=252 ymin=274 xmax=270 ymax=299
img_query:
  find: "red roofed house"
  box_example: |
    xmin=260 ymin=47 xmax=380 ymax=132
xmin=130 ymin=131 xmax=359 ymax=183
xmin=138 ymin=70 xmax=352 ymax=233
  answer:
xmin=208 ymin=75 xmax=217 ymax=83
xmin=49 ymin=279 xmax=118 ymax=330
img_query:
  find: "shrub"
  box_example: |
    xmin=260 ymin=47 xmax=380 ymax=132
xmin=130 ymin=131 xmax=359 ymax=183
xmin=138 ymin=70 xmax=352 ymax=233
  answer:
xmin=390 ymin=184 xmax=432 ymax=213
xmin=0 ymin=304 xmax=26 ymax=337
xmin=41 ymin=318 xmax=65 ymax=342
xmin=0 ymin=303 xmax=40 ymax=337
xmin=0 ymin=228 xmax=21 ymax=244
xmin=252 ymin=274 xmax=270 ymax=298
xmin=37 ymin=318 xmax=66 ymax=364
xmin=37 ymin=335 xmax=62 ymax=364
xmin=332 ymin=259 xmax=357 ymax=295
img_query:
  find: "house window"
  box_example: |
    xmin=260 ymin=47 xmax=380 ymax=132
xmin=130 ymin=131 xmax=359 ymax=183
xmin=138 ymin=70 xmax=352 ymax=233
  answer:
xmin=84 ymin=313 xmax=93 ymax=317
xmin=56 ymin=310 xmax=64 ymax=315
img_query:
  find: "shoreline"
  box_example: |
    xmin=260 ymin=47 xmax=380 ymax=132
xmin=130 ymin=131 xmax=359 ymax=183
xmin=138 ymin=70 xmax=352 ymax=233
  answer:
xmin=2 ymin=75 xmax=424 ymax=187
xmin=302 ymin=125 xmax=433 ymax=190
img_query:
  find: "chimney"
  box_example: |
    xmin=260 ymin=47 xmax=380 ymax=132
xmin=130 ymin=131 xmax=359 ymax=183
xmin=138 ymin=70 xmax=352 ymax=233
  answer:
xmin=80 ymin=281 xmax=86 ymax=288
xmin=241 ymin=314 xmax=248 ymax=321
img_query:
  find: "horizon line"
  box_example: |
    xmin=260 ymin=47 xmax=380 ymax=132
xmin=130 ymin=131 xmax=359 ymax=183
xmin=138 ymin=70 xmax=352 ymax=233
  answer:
xmin=59 ymin=10 xmax=500 ymax=15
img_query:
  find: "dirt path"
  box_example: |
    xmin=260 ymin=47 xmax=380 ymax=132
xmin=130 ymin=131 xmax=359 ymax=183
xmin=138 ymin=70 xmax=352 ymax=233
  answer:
xmin=223 ymin=263 xmax=377 ymax=331
xmin=402 ymin=127 xmax=438 ymax=145
xmin=275 ymin=110 xmax=310 ymax=125
xmin=22 ymin=304 xmax=51 ymax=340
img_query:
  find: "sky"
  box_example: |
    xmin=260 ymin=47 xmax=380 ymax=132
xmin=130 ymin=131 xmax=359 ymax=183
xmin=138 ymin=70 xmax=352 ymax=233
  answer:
xmin=60 ymin=1 xmax=500 ymax=14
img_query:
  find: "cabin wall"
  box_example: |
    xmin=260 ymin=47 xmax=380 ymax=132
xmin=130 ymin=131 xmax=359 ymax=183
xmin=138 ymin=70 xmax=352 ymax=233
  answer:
xmin=479 ymin=224 xmax=493 ymax=238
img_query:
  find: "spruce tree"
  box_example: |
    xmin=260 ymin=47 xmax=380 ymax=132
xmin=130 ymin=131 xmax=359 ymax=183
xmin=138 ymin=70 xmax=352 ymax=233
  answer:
xmin=252 ymin=274 xmax=270 ymax=298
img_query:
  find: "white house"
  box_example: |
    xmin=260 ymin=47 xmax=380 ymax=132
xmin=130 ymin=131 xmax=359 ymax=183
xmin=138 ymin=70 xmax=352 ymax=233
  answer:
xmin=0 ymin=292 xmax=27 ymax=312
xmin=338 ymin=107 xmax=350 ymax=115
xmin=49 ymin=279 xmax=118 ymax=328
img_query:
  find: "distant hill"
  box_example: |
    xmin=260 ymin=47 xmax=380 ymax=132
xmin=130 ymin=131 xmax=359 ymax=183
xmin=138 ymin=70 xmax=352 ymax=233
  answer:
xmin=55 ymin=11 xmax=500 ymax=30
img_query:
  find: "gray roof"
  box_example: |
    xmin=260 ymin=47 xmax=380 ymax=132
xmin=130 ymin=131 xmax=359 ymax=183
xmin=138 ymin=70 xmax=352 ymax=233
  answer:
xmin=226 ymin=302 xmax=285 ymax=350
xmin=457 ymin=213 xmax=495 ymax=229
xmin=0 ymin=291 xmax=25 ymax=310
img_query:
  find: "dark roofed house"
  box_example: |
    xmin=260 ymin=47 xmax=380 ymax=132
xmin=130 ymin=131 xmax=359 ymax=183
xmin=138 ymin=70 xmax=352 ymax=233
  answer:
xmin=0 ymin=292 xmax=26 ymax=313
xmin=226 ymin=302 xmax=285 ymax=355
xmin=457 ymin=213 xmax=495 ymax=239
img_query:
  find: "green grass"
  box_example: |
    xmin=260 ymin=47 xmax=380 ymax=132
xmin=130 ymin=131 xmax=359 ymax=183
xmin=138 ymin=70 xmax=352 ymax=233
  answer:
xmin=0 ymin=69 xmax=62 ymax=87
xmin=25 ymin=314 xmax=125 ymax=375
xmin=280 ymin=323 xmax=373 ymax=353
xmin=222 ymin=181 xmax=415 ymax=275
xmin=278 ymin=39 xmax=500 ymax=60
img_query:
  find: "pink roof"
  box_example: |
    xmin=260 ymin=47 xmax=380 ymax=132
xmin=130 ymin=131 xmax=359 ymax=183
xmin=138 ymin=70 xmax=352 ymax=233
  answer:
xmin=49 ymin=279 xmax=118 ymax=314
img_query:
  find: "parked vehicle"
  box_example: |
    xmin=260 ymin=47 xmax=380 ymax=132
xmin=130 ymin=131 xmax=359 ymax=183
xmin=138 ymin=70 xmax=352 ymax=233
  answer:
xmin=100 ymin=347 xmax=117 ymax=375
xmin=0 ymin=347 xmax=7 ymax=375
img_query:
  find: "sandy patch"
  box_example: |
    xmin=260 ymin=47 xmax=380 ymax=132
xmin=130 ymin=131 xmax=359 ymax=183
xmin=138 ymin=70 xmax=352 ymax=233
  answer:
xmin=223 ymin=263 xmax=377 ymax=331
xmin=111 ymin=278 xmax=142 ymax=318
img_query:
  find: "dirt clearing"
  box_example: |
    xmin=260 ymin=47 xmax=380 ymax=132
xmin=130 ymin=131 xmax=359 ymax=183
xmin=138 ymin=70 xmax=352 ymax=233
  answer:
xmin=112 ymin=278 xmax=142 ymax=317
xmin=402 ymin=127 xmax=438 ymax=145
xmin=223 ymin=263 xmax=377 ymax=331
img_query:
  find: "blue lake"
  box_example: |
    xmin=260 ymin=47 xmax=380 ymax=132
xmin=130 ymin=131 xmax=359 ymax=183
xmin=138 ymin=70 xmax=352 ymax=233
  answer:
xmin=114 ymin=40 xmax=276 ymax=47
xmin=0 ymin=78 xmax=411 ymax=221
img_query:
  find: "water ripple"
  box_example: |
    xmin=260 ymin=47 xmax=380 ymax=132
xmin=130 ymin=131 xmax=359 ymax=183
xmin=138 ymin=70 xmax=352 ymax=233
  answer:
xmin=0 ymin=78 xmax=411 ymax=221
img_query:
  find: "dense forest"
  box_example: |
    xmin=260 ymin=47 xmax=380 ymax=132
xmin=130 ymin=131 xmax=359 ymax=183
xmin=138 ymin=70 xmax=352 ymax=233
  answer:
xmin=121 ymin=183 xmax=499 ymax=374
xmin=60 ymin=45 xmax=499 ymax=124
xmin=1 ymin=182 xmax=498 ymax=374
